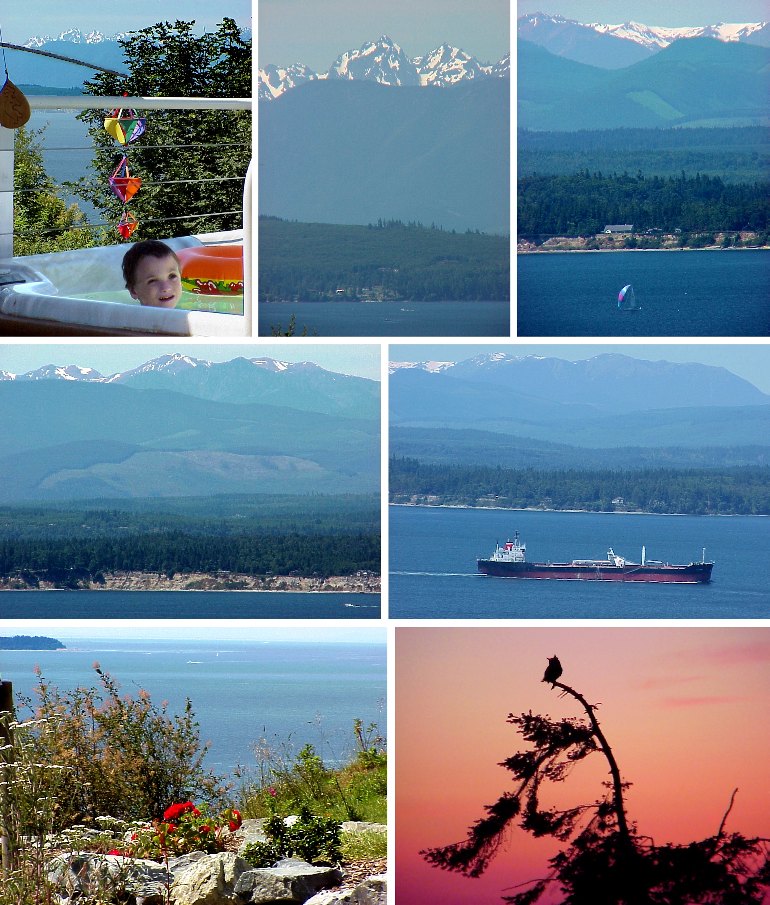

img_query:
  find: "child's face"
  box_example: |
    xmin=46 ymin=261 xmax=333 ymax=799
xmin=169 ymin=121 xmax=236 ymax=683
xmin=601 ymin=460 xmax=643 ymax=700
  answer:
xmin=129 ymin=253 xmax=182 ymax=308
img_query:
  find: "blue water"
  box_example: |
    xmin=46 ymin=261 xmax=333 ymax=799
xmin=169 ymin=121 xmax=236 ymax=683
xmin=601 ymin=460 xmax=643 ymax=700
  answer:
xmin=0 ymin=591 xmax=380 ymax=620
xmin=0 ymin=637 xmax=386 ymax=780
xmin=29 ymin=109 xmax=98 ymax=220
xmin=389 ymin=506 xmax=770 ymax=619
xmin=259 ymin=301 xmax=510 ymax=337
xmin=517 ymin=250 xmax=770 ymax=336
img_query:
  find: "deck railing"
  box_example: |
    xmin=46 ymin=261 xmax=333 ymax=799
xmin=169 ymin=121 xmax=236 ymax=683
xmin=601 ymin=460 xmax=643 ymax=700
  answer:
xmin=0 ymin=96 xmax=253 ymax=296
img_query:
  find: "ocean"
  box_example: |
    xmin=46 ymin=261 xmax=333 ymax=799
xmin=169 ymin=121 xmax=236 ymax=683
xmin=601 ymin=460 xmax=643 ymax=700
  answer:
xmin=258 ymin=301 xmax=510 ymax=337
xmin=517 ymin=249 xmax=770 ymax=336
xmin=389 ymin=506 xmax=770 ymax=619
xmin=0 ymin=637 xmax=386 ymax=781
xmin=0 ymin=591 xmax=381 ymax=620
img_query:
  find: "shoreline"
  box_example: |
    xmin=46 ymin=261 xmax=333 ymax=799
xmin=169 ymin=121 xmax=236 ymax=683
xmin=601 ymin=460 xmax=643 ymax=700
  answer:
xmin=518 ymin=243 xmax=769 ymax=255
xmin=0 ymin=570 xmax=381 ymax=593
xmin=389 ymin=502 xmax=766 ymax=518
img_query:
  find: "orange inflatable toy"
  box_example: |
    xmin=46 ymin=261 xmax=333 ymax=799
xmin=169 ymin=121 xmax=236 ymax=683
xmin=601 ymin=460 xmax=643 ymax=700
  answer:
xmin=176 ymin=246 xmax=244 ymax=295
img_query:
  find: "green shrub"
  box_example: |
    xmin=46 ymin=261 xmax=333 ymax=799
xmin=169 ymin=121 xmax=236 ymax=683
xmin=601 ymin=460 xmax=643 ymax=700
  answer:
xmin=241 ymin=807 xmax=342 ymax=867
xmin=19 ymin=665 xmax=227 ymax=827
xmin=241 ymin=719 xmax=386 ymax=824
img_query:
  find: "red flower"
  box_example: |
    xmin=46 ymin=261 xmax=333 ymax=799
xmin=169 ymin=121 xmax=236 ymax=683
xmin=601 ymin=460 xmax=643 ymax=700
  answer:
xmin=228 ymin=809 xmax=243 ymax=832
xmin=200 ymin=825 xmax=211 ymax=833
xmin=107 ymin=849 xmax=123 ymax=856
xmin=163 ymin=801 xmax=196 ymax=821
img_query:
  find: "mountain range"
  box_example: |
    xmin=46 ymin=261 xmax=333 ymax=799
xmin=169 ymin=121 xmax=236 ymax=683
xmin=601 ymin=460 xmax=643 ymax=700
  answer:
xmin=518 ymin=13 xmax=769 ymax=68
xmin=259 ymin=76 xmax=509 ymax=234
xmin=389 ymin=353 xmax=770 ymax=469
xmin=258 ymin=34 xmax=509 ymax=100
xmin=6 ymin=26 xmax=252 ymax=90
xmin=0 ymin=355 xmax=379 ymax=502
xmin=518 ymin=35 xmax=770 ymax=131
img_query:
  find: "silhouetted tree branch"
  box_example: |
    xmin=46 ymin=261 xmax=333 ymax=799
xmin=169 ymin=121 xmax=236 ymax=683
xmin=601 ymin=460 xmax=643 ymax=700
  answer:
xmin=421 ymin=660 xmax=770 ymax=904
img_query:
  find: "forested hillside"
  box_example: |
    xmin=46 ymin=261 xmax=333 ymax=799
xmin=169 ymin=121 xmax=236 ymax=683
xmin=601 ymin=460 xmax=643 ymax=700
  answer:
xmin=258 ymin=218 xmax=510 ymax=302
xmin=390 ymin=457 xmax=770 ymax=516
xmin=0 ymin=495 xmax=380 ymax=582
xmin=519 ymin=127 xmax=769 ymax=183
xmin=518 ymin=171 xmax=769 ymax=239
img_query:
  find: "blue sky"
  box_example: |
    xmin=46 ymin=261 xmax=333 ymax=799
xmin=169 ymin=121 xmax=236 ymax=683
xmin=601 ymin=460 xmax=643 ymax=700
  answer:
xmin=0 ymin=342 xmax=381 ymax=381
xmin=390 ymin=343 xmax=770 ymax=393
xmin=0 ymin=620 xmax=385 ymax=644
xmin=0 ymin=1 xmax=251 ymax=44
xmin=516 ymin=1 xmax=768 ymax=27
xmin=259 ymin=0 xmax=510 ymax=71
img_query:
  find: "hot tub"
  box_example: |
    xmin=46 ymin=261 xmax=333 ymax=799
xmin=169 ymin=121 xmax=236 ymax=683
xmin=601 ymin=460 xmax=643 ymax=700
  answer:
xmin=0 ymin=236 xmax=249 ymax=336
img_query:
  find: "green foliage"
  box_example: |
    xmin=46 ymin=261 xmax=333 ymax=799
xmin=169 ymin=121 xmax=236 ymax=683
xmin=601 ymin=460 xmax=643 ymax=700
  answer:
xmin=128 ymin=802 xmax=242 ymax=859
xmin=76 ymin=18 xmax=250 ymax=240
xmin=390 ymin=456 xmax=770 ymax=516
xmin=13 ymin=126 xmax=99 ymax=255
xmin=242 ymin=807 xmax=342 ymax=867
xmin=242 ymin=720 xmax=387 ymax=824
xmin=259 ymin=217 xmax=510 ymax=302
xmin=18 ymin=665 xmax=226 ymax=828
xmin=0 ymin=495 xmax=381 ymax=581
xmin=340 ymin=829 xmax=388 ymax=862
xmin=518 ymin=170 xmax=769 ymax=239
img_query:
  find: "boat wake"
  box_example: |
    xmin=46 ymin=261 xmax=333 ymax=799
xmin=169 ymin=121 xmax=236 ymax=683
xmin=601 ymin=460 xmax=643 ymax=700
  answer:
xmin=391 ymin=570 xmax=478 ymax=577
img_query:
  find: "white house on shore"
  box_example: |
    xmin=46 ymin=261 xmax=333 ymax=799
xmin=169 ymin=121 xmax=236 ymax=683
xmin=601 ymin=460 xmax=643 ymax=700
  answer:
xmin=603 ymin=224 xmax=634 ymax=234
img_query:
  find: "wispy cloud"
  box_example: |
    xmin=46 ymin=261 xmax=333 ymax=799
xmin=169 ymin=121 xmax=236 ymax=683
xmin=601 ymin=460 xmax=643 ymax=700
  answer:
xmin=658 ymin=695 xmax=747 ymax=709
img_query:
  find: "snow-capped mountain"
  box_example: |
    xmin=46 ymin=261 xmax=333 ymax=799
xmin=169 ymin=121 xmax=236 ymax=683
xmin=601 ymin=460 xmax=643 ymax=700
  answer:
xmin=388 ymin=360 xmax=456 ymax=375
xmin=23 ymin=28 xmax=128 ymax=47
xmin=258 ymin=63 xmax=318 ymax=101
xmin=0 ymin=354 xmax=328 ymax=384
xmin=259 ymin=34 xmax=509 ymax=99
xmin=7 ymin=364 xmax=104 ymax=382
xmin=328 ymin=35 xmax=420 ymax=85
xmin=588 ymin=18 xmax=769 ymax=49
xmin=519 ymin=13 xmax=770 ymax=68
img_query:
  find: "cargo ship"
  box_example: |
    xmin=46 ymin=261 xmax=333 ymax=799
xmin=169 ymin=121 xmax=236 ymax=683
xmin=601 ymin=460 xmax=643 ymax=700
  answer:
xmin=477 ymin=532 xmax=713 ymax=583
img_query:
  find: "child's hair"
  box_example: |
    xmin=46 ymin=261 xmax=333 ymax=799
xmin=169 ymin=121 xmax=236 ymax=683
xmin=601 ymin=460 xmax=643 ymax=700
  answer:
xmin=122 ymin=240 xmax=180 ymax=289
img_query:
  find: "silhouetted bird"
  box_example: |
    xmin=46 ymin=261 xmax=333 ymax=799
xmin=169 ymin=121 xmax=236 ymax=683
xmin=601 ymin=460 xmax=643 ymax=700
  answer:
xmin=543 ymin=655 xmax=563 ymax=687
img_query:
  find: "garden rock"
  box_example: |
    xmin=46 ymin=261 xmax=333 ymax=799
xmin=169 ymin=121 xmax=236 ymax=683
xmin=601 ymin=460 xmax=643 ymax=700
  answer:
xmin=46 ymin=852 xmax=171 ymax=904
xmin=302 ymin=874 xmax=387 ymax=905
xmin=170 ymin=851 xmax=249 ymax=905
xmin=234 ymin=858 xmax=343 ymax=904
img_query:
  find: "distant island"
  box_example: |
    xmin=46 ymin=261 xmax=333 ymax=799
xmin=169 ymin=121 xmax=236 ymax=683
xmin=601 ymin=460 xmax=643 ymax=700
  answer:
xmin=0 ymin=635 xmax=65 ymax=650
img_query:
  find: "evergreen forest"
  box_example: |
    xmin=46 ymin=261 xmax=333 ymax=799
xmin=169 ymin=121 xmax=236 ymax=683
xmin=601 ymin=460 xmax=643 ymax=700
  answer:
xmin=518 ymin=126 xmax=769 ymax=243
xmin=518 ymin=171 xmax=769 ymax=240
xmin=258 ymin=218 xmax=510 ymax=302
xmin=0 ymin=495 xmax=380 ymax=584
xmin=390 ymin=457 xmax=770 ymax=516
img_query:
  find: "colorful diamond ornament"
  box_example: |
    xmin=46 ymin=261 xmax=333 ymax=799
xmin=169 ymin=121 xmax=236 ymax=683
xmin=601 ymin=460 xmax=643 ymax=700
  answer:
xmin=104 ymin=102 xmax=146 ymax=239
xmin=109 ymin=156 xmax=142 ymax=203
xmin=103 ymin=108 xmax=146 ymax=145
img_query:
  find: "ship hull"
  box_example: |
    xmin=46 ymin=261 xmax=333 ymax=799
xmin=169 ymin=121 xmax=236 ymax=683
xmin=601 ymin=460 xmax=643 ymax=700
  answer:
xmin=477 ymin=560 xmax=713 ymax=584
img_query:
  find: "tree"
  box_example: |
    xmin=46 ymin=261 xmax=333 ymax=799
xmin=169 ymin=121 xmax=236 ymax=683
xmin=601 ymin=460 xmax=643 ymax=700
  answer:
xmin=75 ymin=18 xmax=251 ymax=241
xmin=422 ymin=663 xmax=770 ymax=904
xmin=13 ymin=126 xmax=97 ymax=255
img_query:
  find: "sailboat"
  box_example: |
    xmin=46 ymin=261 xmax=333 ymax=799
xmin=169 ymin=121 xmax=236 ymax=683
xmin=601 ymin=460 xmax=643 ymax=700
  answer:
xmin=617 ymin=283 xmax=640 ymax=311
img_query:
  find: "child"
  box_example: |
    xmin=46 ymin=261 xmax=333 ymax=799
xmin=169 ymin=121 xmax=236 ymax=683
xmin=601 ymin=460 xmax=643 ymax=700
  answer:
xmin=122 ymin=240 xmax=183 ymax=308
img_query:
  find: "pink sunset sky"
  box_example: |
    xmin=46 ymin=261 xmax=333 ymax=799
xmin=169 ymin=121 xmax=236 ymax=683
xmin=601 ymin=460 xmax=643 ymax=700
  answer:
xmin=396 ymin=626 xmax=770 ymax=904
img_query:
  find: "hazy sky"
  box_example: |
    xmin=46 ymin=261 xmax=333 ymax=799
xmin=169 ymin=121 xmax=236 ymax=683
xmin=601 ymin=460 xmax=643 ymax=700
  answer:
xmin=397 ymin=626 xmax=770 ymax=905
xmin=0 ymin=619 xmax=385 ymax=645
xmin=259 ymin=0 xmax=510 ymax=72
xmin=516 ymin=1 xmax=769 ymax=27
xmin=0 ymin=341 xmax=382 ymax=381
xmin=0 ymin=1 xmax=251 ymax=45
xmin=389 ymin=342 xmax=770 ymax=393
